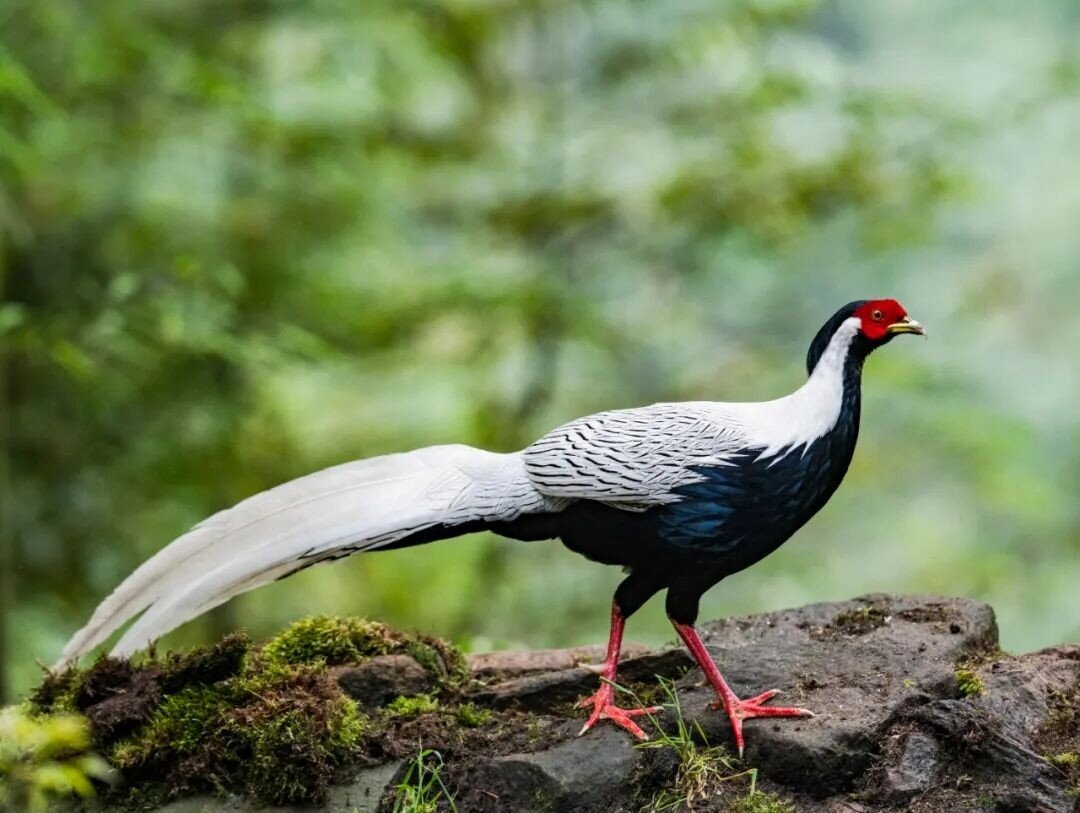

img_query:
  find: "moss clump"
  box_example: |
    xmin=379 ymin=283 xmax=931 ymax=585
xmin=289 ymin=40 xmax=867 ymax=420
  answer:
xmin=1046 ymin=751 xmax=1080 ymax=800
xmin=110 ymin=657 xmax=366 ymax=806
xmin=31 ymin=626 xmax=376 ymax=807
xmin=263 ymin=616 xmax=469 ymax=687
xmin=28 ymin=666 xmax=83 ymax=714
xmin=111 ymin=685 xmax=231 ymax=769
xmin=729 ymin=790 xmax=795 ymax=812
xmin=28 ymin=617 xmax=482 ymax=807
xmin=72 ymin=657 xmax=138 ymax=712
xmin=230 ymin=673 xmax=366 ymax=805
xmin=386 ymin=694 xmax=440 ymax=718
xmin=263 ymin=616 xmax=399 ymax=666
xmin=155 ymin=632 xmax=250 ymax=692
xmin=456 ymin=702 xmax=492 ymax=728
xmin=955 ymin=668 xmax=986 ymax=698
xmin=31 ymin=634 xmax=252 ymax=751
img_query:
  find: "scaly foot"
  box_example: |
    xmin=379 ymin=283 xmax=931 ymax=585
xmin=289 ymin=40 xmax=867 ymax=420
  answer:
xmin=576 ymin=683 xmax=662 ymax=740
xmin=711 ymin=688 xmax=814 ymax=757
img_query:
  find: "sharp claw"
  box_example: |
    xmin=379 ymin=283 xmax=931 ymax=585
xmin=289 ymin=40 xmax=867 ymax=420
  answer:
xmin=576 ymin=692 xmax=659 ymax=740
xmin=709 ymin=687 xmax=816 ymax=754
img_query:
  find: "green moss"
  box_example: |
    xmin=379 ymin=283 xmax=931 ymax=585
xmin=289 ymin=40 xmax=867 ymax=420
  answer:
xmin=1045 ymin=746 xmax=1080 ymax=801
xmin=263 ymin=616 xmax=468 ymax=687
xmin=328 ymin=698 xmax=367 ymax=752
xmin=106 ymin=662 xmax=368 ymax=804
xmin=387 ymin=694 xmax=440 ymax=718
xmin=455 ymin=702 xmax=492 ymax=728
xmin=24 ymin=617 xmax=487 ymax=807
xmin=263 ymin=616 xmax=398 ymax=666
xmin=728 ymin=791 xmax=794 ymax=813
xmin=405 ymin=639 xmax=464 ymax=685
xmin=240 ymin=692 xmax=366 ymax=805
xmin=30 ymin=624 xmax=384 ymax=807
xmin=955 ymin=668 xmax=986 ymax=698
xmin=111 ymin=685 xmax=230 ymax=768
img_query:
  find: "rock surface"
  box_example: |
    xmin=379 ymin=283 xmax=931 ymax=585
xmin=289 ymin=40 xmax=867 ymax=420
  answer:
xmin=101 ymin=594 xmax=1080 ymax=812
xmin=333 ymin=654 xmax=435 ymax=710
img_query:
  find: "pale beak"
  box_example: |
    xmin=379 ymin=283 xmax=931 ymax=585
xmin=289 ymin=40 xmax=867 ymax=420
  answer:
xmin=886 ymin=317 xmax=926 ymax=337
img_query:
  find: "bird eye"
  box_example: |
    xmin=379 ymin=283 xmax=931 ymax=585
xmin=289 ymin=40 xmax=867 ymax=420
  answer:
xmin=871 ymin=309 xmax=883 ymax=321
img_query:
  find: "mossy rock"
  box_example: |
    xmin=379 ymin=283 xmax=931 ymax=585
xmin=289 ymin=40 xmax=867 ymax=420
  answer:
xmin=28 ymin=617 xmax=470 ymax=809
xmin=263 ymin=615 xmax=469 ymax=687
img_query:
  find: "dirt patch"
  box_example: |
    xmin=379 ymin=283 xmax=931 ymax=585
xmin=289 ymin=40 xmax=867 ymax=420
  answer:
xmin=806 ymin=604 xmax=892 ymax=639
xmin=897 ymin=603 xmax=951 ymax=624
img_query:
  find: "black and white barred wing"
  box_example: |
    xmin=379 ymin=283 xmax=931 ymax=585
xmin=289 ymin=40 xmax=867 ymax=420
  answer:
xmin=523 ymin=403 xmax=750 ymax=508
xmin=59 ymin=445 xmax=559 ymax=665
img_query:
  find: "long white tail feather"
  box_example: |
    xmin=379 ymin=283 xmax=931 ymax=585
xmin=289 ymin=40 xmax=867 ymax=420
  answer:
xmin=58 ymin=445 xmax=557 ymax=666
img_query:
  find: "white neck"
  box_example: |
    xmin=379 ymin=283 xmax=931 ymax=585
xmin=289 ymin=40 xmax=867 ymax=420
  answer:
xmin=725 ymin=317 xmax=860 ymax=459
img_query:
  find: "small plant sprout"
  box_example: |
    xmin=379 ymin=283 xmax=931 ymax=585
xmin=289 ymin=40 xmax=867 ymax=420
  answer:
xmin=955 ymin=668 xmax=986 ymax=698
xmin=392 ymin=747 xmax=457 ymax=813
xmin=612 ymin=677 xmax=791 ymax=812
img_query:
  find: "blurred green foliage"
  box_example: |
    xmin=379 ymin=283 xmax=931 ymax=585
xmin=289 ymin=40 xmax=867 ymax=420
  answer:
xmin=2 ymin=0 xmax=1079 ymax=701
xmin=0 ymin=706 xmax=111 ymax=812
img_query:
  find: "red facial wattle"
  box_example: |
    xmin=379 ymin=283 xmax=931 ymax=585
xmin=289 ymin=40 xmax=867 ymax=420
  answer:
xmin=853 ymin=299 xmax=909 ymax=341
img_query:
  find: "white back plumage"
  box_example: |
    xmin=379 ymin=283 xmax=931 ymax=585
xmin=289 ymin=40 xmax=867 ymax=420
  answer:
xmin=57 ymin=445 xmax=555 ymax=666
xmin=523 ymin=318 xmax=858 ymax=504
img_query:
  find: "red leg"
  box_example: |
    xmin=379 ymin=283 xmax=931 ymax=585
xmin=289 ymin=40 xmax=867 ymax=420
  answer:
xmin=576 ymin=601 xmax=663 ymax=740
xmin=673 ymin=621 xmax=813 ymax=757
